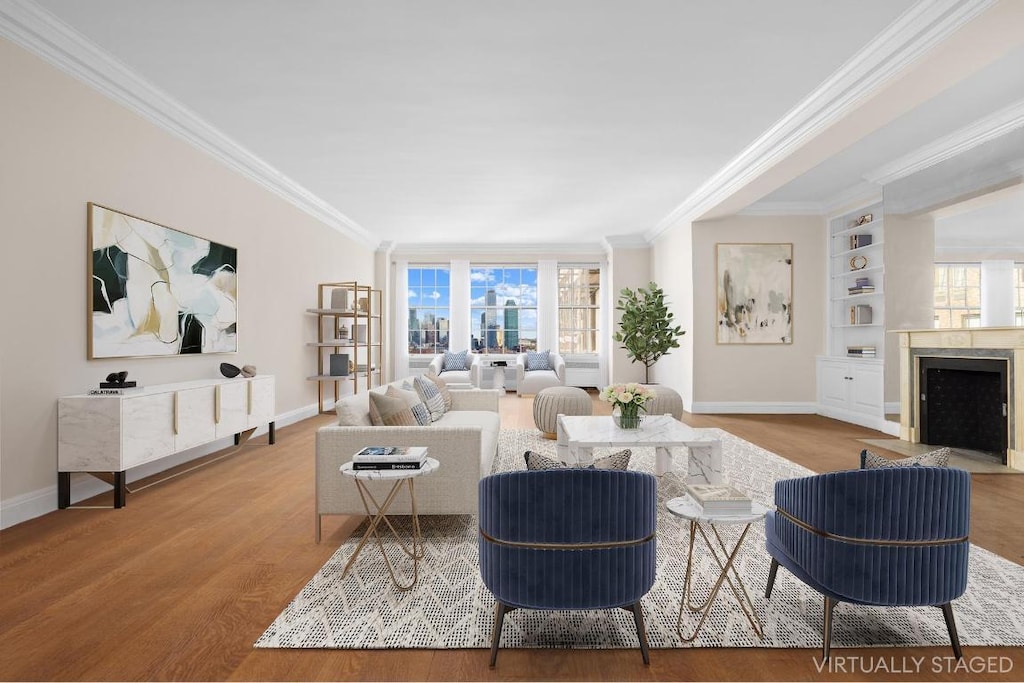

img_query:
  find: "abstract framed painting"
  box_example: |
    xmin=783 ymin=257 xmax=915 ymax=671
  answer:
xmin=88 ymin=203 xmax=238 ymax=359
xmin=716 ymin=243 xmax=793 ymax=344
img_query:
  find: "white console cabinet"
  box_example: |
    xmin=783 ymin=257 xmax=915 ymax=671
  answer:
xmin=58 ymin=375 xmax=275 ymax=508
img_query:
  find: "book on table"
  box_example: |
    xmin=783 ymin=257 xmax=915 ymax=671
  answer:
xmin=684 ymin=483 xmax=752 ymax=514
xmin=352 ymin=446 xmax=428 ymax=470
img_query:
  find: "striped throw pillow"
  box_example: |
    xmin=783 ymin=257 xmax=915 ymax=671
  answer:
xmin=413 ymin=376 xmax=447 ymax=421
xmin=368 ymin=391 xmax=417 ymax=427
xmin=385 ymin=386 xmax=432 ymax=426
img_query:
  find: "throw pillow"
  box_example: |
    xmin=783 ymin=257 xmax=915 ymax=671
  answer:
xmin=424 ymin=373 xmax=453 ymax=411
xmin=385 ymin=386 xmax=431 ymax=426
xmin=367 ymin=391 xmax=418 ymax=427
xmin=860 ymin=447 xmax=951 ymax=469
xmin=442 ymin=350 xmax=470 ymax=372
xmin=336 ymin=395 xmax=372 ymax=427
xmin=525 ymin=350 xmax=552 ymax=371
xmin=523 ymin=449 xmax=632 ymax=471
xmin=413 ymin=375 xmax=447 ymax=421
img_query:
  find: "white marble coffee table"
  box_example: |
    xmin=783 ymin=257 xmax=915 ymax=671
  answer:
xmin=555 ymin=414 xmax=723 ymax=482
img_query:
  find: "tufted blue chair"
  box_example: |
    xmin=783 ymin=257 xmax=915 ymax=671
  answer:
xmin=764 ymin=467 xmax=971 ymax=661
xmin=479 ymin=468 xmax=658 ymax=666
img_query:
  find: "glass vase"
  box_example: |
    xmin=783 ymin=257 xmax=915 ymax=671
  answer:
xmin=613 ymin=404 xmax=643 ymax=429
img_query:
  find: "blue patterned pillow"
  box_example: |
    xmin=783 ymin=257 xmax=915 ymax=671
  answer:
xmin=413 ymin=375 xmax=447 ymax=421
xmin=442 ymin=350 xmax=469 ymax=372
xmin=525 ymin=350 xmax=551 ymax=371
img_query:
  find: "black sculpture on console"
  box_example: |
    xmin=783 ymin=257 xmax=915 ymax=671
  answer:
xmin=100 ymin=371 xmax=136 ymax=389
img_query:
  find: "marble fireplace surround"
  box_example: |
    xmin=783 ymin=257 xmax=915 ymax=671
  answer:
xmin=897 ymin=328 xmax=1024 ymax=471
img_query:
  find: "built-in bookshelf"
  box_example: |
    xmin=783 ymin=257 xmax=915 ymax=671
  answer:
xmin=828 ymin=201 xmax=885 ymax=359
xmin=818 ymin=200 xmax=886 ymax=430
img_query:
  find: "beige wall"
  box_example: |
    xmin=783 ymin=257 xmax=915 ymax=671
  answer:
xmin=884 ymin=214 xmax=936 ymax=403
xmin=691 ymin=215 xmax=825 ymax=405
xmin=0 ymin=39 xmax=374 ymax=508
xmin=650 ymin=222 xmax=695 ymax=406
xmin=607 ymin=246 xmax=652 ymax=384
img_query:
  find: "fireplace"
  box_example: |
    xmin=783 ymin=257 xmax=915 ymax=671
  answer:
xmin=897 ymin=327 xmax=1023 ymax=471
xmin=918 ymin=356 xmax=1007 ymax=460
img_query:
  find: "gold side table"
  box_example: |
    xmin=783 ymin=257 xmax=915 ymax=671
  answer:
xmin=666 ymin=494 xmax=768 ymax=641
xmin=339 ymin=457 xmax=439 ymax=591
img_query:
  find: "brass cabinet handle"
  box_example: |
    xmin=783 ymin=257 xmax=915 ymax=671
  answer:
xmin=173 ymin=392 xmax=179 ymax=435
xmin=247 ymin=379 xmax=253 ymax=415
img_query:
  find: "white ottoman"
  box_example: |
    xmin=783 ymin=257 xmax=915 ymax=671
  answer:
xmin=533 ymin=386 xmax=593 ymax=439
xmin=645 ymin=386 xmax=684 ymax=420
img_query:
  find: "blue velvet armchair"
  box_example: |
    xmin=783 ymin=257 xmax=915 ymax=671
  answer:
xmin=478 ymin=468 xmax=658 ymax=666
xmin=764 ymin=467 xmax=971 ymax=660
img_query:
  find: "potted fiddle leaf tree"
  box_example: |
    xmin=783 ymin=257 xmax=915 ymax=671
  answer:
xmin=613 ymin=282 xmax=686 ymax=384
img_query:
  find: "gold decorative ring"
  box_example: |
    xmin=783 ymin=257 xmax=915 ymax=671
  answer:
xmin=849 ymin=255 xmax=868 ymax=270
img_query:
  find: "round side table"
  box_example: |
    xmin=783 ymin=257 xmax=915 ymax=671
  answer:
xmin=666 ymin=494 xmax=768 ymax=641
xmin=339 ymin=457 xmax=439 ymax=591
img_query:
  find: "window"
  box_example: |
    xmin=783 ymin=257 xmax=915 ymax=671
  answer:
xmin=1016 ymin=264 xmax=1024 ymax=326
xmin=407 ymin=266 xmax=450 ymax=354
xmin=558 ymin=266 xmax=600 ymax=354
xmin=934 ymin=263 xmax=981 ymax=329
xmin=470 ymin=266 xmax=537 ymax=353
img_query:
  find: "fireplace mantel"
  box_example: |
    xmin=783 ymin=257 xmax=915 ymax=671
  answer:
xmin=897 ymin=327 xmax=1024 ymax=471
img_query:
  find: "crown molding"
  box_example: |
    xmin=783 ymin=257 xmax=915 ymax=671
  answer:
xmin=0 ymin=0 xmax=379 ymax=250
xmin=864 ymin=98 xmax=1024 ymax=185
xmin=392 ymin=241 xmax=608 ymax=256
xmin=822 ymin=183 xmax=884 ymax=216
xmin=887 ymin=164 xmax=1023 ymax=214
xmin=646 ymin=0 xmax=997 ymax=242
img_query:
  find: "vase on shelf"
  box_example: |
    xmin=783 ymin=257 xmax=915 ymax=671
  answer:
xmin=612 ymin=404 xmax=644 ymax=429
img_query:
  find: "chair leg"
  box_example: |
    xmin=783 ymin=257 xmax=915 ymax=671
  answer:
xmin=940 ymin=603 xmax=963 ymax=660
xmin=489 ymin=602 xmax=509 ymax=668
xmin=765 ymin=558 xmax=779 ymax=598
xmin=627 ymin=602 xmax=651 ymax=665
xmin=822 ymin=597 xmax=837 ymax=662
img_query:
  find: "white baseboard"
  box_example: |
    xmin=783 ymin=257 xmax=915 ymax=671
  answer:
xmin=689 ymin=402 xmax=818 ymax=414
xmin=0 ymin=403 xmax=320 ymax=530
xmin=816 ymin=405 xmax=900 ymax=436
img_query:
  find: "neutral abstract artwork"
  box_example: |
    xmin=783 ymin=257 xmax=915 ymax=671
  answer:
xmin=716 ymin=243 xmax=792 ymax=344
xmin=88 ymin=203 xmax=237 ymax=359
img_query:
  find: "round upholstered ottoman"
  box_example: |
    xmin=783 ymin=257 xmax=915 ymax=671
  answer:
xmin=533 ymin=386 xmax=592 ymax=439
xmin=644 ymin=385 xmax=684 ymax=420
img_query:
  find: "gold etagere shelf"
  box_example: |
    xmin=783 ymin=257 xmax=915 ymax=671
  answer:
xmin=306 ymin=281 xmax=384 ymax=414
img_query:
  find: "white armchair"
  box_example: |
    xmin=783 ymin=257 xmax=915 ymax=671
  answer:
xmin=428 ymin=350 xmax=481 ymax=386
xmin=516 ymin=351 xmax=566 ymax=396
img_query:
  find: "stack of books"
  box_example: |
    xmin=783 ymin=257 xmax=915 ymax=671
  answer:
xmin=847 ymin=345 xmax=877 ymax=357
xmin=352 ymin=446 xmax=428 ymax=470
xmin=848 ymin=234 xmax=873 ymax=249
xmin=849 ymin=304 xmax=873 ymax=325
xmin=88 ymin=386 xmax=143 ymax=395
xmin=847 ymin=277 xmax=874 ymax=295
xmin=685 ymin=483 xmax=752 ymax=515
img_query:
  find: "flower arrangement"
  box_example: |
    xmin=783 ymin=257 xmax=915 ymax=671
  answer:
xmin=599 ymin=383 xmax=654 ymax=429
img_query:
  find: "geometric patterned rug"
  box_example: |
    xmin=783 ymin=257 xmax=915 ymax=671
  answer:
xmin=255 ymin=428 xmax=1024 ymax=649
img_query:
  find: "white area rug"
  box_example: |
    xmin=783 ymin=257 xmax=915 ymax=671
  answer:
xmin=255 ymin=429 xmax=1024 ymax=650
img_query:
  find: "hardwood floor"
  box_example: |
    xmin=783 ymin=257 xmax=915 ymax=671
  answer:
xmin=2 ymin=393 xmax=1021 ymax=681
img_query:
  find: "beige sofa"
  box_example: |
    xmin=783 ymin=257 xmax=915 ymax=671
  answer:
xmin=315 ymin=378 xmax=501 ymax=541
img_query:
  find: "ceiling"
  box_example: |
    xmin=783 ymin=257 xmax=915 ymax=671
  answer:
xmin=30 ymin=0 xmax=917 ymax=247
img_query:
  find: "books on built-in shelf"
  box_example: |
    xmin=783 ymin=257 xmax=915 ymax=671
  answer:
xmin=685 ymin=483 xmax=752 ymax=515
xmin=847 ymin=345 xmax=877 ymax=357
xmin=849 ymin=304 xmax=873 ymax=325
xmin=848 ymin=234 xmax=873 ymax=250
xmin=352 ymin=446 xmax=428 ymax=470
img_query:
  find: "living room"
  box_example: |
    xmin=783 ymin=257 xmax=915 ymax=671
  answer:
xmin=2 ymin=1 xmax=1024 ymax=681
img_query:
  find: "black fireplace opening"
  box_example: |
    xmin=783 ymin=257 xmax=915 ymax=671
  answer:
xmin=919 ymin=357 xmax=1008 ymax=461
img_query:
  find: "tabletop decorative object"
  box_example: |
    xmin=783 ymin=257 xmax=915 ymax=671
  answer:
xmin=599 ymin=383 xmax=654 ymax=429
